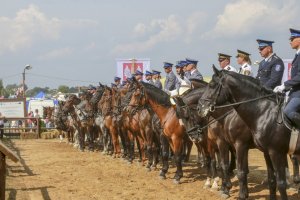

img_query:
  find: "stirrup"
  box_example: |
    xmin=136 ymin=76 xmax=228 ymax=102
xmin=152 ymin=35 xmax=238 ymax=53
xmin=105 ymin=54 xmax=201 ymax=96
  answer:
xmin=288 ymin=128 xmax=299 ymax=155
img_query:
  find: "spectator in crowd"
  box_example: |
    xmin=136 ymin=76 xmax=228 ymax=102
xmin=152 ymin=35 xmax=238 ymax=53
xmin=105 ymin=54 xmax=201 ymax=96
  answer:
xmin=28 ymin=111 xmax=34 ymax=128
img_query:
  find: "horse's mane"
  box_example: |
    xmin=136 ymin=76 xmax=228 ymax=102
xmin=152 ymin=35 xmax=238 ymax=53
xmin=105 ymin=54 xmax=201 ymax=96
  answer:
xmin=141 ymin=82 xmax=172 ymax=107
xmin=222 ymin=70 xmax=274 ymax=95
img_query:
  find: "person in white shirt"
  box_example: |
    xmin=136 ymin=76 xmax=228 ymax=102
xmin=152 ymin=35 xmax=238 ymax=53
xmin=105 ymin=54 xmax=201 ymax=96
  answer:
xmin=218 ymin=53 xmax=237 ymax=72
xmin=236 ymin=49 xmax=252 ymax=76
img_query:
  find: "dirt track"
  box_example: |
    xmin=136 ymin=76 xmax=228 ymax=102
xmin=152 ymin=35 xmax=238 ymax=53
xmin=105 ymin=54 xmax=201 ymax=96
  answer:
xmin=4 ymin=139 xmax=300 ymax=200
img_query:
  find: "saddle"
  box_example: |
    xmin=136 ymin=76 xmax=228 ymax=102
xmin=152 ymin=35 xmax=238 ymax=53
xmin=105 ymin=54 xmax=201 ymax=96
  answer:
xmin=276 ymin=94 xmax=300 ymax=154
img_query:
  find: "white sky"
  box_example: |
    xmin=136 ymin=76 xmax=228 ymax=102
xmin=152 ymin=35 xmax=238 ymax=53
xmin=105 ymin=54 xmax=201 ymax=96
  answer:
xmin=0 ymin=0 xmax=299 ymax=88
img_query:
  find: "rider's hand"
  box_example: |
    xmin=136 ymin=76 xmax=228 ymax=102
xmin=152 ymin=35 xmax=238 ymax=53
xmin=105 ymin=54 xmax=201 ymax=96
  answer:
xmin=273 ymin=84 xmax=285 ymax=93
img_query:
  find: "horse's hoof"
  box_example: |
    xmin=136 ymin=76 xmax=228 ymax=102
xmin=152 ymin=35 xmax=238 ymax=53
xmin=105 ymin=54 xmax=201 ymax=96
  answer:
xmin=203 ymin=185 xmax=211 ymax=189
xmin=173 ymin=179 xmax=180 ymax=184
xmin=159 ymin=173 xmax=166 ymax=180
xmin=220 ymin=192 xmax=230 ymax=199
xmin=293 ymin=176 xmax=300 ymax=184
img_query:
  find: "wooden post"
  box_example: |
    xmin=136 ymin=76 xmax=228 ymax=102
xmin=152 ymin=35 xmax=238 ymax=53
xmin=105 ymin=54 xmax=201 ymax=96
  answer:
xmin=36 ymin=118 xmax=40 ymax=139
xmin=0 ymin=152 xmax=6 ymax=200
xmin=0 ymin=141 xmax=20 ymax=200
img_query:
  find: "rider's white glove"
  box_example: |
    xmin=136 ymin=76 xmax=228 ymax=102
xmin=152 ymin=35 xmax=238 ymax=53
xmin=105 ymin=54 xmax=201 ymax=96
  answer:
xmin=273 ymin=84 xmax=285 ymax=93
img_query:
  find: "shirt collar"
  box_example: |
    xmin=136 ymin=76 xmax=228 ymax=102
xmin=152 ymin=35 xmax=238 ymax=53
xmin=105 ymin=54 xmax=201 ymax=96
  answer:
xmin=297 ymin=49 xmax=300 ymax=55
xmin=265 ymin=53 xmax=274 ymax=62
xmin=191 ymin=69 xmax=197 ymax=74
xmin=241 ymin=63 xmax=248 ymax=68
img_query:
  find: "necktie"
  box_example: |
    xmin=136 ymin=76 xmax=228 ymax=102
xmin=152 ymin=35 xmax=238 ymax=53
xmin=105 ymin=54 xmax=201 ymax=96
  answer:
xmin=292 ymin=53 xmax=298 ymax=64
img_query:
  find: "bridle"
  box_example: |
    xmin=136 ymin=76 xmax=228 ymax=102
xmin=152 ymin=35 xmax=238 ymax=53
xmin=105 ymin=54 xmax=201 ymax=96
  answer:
xmin=198 ymin=77 xmax=276 ymax=114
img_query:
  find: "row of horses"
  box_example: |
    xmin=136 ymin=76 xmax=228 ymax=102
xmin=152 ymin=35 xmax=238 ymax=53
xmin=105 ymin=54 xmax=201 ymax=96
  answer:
xmin=46 ymin=67 xmax=299 ymax=199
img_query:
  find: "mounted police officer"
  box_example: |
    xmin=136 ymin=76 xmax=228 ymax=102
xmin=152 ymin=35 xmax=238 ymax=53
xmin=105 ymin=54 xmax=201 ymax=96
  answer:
xmin=185 ymin=58 xmax=203 ymax=81
xmin=169 ymin=61 xmax=191 ymax=97
xmin=133 ymin=70 xmax=144 ymax=82
xmin=256 ymin=39 xmax=284 ymax=89
xmin=145 ymin=70 xmax=154 ymax=85
xmin=152 ymin=70 xmax=162 ymax=89
xmin=236 ymin=50 xmax=252 ymax=76
xmin=114 ymin=76 xmax=121 ymax=89
xmin=274 ymin=28 xmax=300 ymax=128
xmin=218 ymin=53 xmax=237 ymax=72
xmin=163 ymin=62 xmax=176 ymax=92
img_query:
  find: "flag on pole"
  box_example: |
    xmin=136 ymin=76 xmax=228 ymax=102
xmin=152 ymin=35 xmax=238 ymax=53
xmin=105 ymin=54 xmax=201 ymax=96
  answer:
xmin=116 ymin=58 xmax=150 ymax=81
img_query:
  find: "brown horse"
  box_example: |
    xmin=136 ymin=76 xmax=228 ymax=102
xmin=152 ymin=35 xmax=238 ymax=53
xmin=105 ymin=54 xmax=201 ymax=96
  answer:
xmin=125 ymin=79 xmax=185 ymax=183
xmin=62 ymin=93 xmax=93 ymax=151
xmin=54 ymin=101 xmax=76 ymax=144
xmin=98 ymin=86 xmax=121 ymax=157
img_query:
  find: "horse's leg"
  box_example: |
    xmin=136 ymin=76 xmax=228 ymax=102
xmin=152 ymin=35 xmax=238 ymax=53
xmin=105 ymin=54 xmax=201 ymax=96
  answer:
xmin=235 ymin=143 xmax=249 ymax=200
xmin=136 ymin=134 xmax=146 ymax=165
xmin=127 ymin=130 xmax=135 ymax=163
xmin=109 ymin=125 xmax=121 ymax=158
xmin=135 ymin=136 xmax=143 ymax=162
xmin=87 ymin=126 xmax=94 ymax=151
xmin=145 ymin=130 xmax=154 ymax=170
xmin=229 ymin=146 xmax=236 ymax=176
xmin=79 ymin=128 xmax=85 ymax=151
xmin=172 ymin=136 xmax=184 ymax=184
xmin=118 ymin=126 xmax=128 ymax=158
xmin=218 ymin=142 xmax=232 ymax=198
xmin=207 ymin=141 xmax=218 ymax=190
xmin=183 ymin=134 xmax=193 ymax=163
xmin=159 ymin=134 xmax=169 ymax=179
xmin=270 ymin=152 xmax=288 ymax=200
xmin=151 ymin=132 xmax=161 ymax=169
xmin=263 ymin=152 xmax=277 ymax=200
xmin=291 ymin=155 xmax=300 ymax=184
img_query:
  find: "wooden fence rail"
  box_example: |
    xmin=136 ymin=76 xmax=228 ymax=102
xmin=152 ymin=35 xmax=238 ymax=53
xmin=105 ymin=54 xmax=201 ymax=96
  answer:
xmin=0 ymin=141 xmax=19 ymax=200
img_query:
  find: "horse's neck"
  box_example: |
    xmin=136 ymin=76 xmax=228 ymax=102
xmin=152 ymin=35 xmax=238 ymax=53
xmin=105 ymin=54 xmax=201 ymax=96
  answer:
xmin=147 ymin=98 xmax=173 ymax=123
xmin=227 ymin=83 xmax=276 ymax=131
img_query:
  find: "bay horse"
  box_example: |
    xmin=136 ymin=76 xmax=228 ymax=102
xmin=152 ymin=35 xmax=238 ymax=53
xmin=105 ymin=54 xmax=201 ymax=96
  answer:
xmin=62 ymin=93 xmax=94 ymax=151
xmin=54 ymin=101 xmax=76 ymax=144
xmin=125 ymin=79 xmax=185 ymax=183
xmin=174 ymin=84 xmax=240 ymax=198
xmin=98 ymin=86 xmax=121 ymax=157
xmin=198 ymin=66 xmax=300 ymax=200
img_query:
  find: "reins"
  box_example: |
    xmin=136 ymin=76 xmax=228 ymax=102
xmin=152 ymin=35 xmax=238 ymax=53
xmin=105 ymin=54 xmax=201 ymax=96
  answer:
xmin=187 ymin=109 xmax=234 ymax=134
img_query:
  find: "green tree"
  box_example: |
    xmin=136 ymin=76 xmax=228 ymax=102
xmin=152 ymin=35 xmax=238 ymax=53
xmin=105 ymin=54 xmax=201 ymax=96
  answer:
xmin=58 ymin=85 xmax=70 ymax=93
xmin=5 ymin=84 xmax=18 ymax=97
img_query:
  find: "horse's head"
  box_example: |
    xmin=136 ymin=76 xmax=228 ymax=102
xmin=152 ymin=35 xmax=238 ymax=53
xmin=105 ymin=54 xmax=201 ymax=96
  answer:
xmin=124 ymin=78 xmax=146 ymax=113
xmin=62 ymin=94 xmax=81 ymax=113
xmin=98 ymin=86 xmax=112 ymax=116
xmin=174 ymin=88 xmax=208 ymax=142
xmin=197 ymin=65 xmax=229 ymax=117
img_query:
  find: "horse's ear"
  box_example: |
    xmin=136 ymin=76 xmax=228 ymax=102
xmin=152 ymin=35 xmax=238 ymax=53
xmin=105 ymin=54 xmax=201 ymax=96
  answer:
xmin=99 ymin=82 xmax=103 ymax=87
xmin=212 ymin=64 xmax=221 ymax=77
xmin=132 ymin=76 xmax=137 ymax=83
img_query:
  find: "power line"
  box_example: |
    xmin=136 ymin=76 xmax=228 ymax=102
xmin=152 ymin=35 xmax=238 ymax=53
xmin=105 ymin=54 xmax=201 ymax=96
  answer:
xmin=27 ymin=73 xmax=100 ymax=84
xmin=0 ymin=73 xmax=21 ymax=80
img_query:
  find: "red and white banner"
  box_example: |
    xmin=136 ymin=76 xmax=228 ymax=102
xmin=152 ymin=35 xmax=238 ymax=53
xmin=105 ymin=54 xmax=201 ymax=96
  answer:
xmin=282 ymin=59 xmax=292 ymax=83
xmin=116 ymin=58 xmax=150 ymax=81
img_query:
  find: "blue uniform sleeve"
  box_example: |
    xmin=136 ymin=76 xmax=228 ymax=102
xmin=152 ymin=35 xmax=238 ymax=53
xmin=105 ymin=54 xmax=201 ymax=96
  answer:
xmin=285 ymin=56 xmax=300 ymax=89
xmin=265 ymin=59 xmax=284 ymax=89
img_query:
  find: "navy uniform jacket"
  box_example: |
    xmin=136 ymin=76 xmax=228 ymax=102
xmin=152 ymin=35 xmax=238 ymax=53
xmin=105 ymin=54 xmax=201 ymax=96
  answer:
xmin=164 ymin=71 xmax=176 ymax=91
xmin=285 ymin=52 xmax=300 ymax=98
xmin=186 ymin=69 xmax=203 ymax=81
xmin=154 ymin=79 xmax=162 ymax=89
xmin=145 ymin=79 xmax=154 ymax=85
xmin=256 ymin=54 xmax=284 ymax=89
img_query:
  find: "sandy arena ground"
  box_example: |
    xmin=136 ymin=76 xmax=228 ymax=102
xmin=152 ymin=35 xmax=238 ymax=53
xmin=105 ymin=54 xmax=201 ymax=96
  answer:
xmin=3 ymin=139 xmax=300 ymax=200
